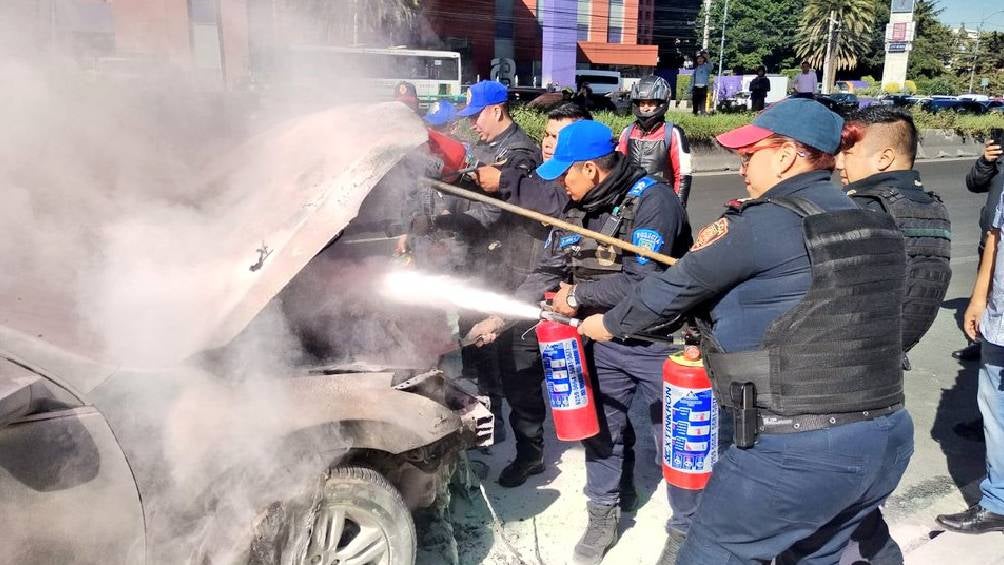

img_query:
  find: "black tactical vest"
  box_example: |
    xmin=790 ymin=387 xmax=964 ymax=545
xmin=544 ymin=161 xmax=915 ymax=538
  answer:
xmin=473 ymin=125 xmax=547 ymax=290
xmin=701 ymin=196 xmax=907 ymax=416
xmin=624 ymin=122 xmax=674 ymax=184
xmin=849 ymin=185 xmax=952 ymax=352
xmin=553 ymin=177 xmax=659 ymax=283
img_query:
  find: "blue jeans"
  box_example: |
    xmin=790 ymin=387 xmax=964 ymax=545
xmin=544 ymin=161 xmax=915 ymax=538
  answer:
xmin=979 ymin=342 xmax=1004 ymax=514
xmin=584 ymin=340 xmax=703 ymax=534
xmin=677 ymin=409 xmax=914 ymax=564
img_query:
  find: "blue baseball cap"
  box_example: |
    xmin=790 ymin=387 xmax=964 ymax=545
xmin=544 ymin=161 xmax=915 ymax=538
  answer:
xmin=457 ymin=80 xmax=508 ymax=117
xmin=716 ymin=97 xmax=844 ymax=154
xmin=424 ymin=100 xmax=457 ymax=126
xmin=536 ymin=120 xmax=616 ymax=181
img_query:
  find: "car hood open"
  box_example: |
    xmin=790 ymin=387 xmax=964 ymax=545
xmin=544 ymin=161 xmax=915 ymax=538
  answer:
xmin=2 ymin=103 xmax=427 ymax=367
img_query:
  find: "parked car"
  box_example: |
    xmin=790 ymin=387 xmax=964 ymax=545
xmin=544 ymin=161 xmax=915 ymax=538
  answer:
xmin=816 ymin=92 xmax=860 ymax=115
xmin=921 ymin=98 xmax=987 ymax=114
xmin=0 ymin=103 xmax=492 ymax=565
xmin=575 ymin=70 xmax=622 ymax=96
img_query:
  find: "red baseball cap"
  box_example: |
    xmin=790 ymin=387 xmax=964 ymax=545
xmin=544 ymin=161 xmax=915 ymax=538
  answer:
xmin=716 ymin=98 xmax=843 ymax=153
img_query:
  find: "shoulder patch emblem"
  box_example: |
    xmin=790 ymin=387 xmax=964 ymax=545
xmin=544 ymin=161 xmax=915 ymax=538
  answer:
xmin=627 ymin=177 xmax=659 ymax=197
xmin=690 ymin=218 xmax=729 ymax=252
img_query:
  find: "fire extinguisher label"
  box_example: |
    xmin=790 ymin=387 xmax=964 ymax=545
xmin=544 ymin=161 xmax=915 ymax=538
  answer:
xmin=540 ymin=339 xmax=589 ymax=410
xmin=664 ymin=383 xmax=719 ymax=474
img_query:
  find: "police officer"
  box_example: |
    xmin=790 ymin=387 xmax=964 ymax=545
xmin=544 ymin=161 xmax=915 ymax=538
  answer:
xmin=471 ymin=120 xmax=692 ymax=564
xmin=424 ymin=80 xmax=545 ymax=478
xmin=617 ymin=76 xmax=694 ymax=206
xmin=836 ymin=105 xmax=951 ymax=564
xmin=465 ymin=103 xmax=594 ymax=488
xmin=580 ymin=98 xmax=914 ymax=563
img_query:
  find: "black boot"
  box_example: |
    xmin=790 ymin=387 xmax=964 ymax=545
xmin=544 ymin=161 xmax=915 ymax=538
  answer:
xmin=657 ymin=530 xmax=686 ymax=565
xmin=936 ymin=505 xmax=1004 ymax=534
xmin=952 ymin=342 xmax=981 ymax=361
xmin=573 ymin=502 xmax=620 ymax=565
xmin=497 ymin=455 xmax=544 ymax=488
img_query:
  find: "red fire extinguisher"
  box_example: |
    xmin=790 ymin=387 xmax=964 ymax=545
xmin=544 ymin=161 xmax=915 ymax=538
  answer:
xmin=662 ymin=345 xmax=718 ymax=490
xmin=536 ymin=318 xmax=600 ymax=442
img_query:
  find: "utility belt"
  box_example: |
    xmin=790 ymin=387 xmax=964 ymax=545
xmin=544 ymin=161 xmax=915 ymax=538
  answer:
xmin=728 ymin=380 xmax=903 ymax=448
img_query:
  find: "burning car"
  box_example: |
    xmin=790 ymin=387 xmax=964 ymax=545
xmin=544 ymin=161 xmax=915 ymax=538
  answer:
xmin=0 ymin=102 xmax=491 ymax=565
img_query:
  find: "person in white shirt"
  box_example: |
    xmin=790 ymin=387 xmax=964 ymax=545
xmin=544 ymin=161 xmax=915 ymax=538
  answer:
xmin=791 ymin=60 xmax=818 ymax=98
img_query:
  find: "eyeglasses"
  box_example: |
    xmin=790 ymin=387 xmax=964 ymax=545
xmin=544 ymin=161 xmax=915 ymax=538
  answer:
xmin=737 ymin=142 xmax=806 ymax=170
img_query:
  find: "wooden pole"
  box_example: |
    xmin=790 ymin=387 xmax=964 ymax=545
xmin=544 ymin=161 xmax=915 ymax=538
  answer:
xmin=422 ymin=178 xmax=678 ymax=267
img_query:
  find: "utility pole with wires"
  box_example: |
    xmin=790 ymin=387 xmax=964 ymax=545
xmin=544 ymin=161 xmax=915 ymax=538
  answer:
xmin=702 ymin=0 xmax=713 ymax=50
xmin=712 ymin=0 xmax=730 ymax=110
xmin=820 ymin=10 xmax=839 ymax=95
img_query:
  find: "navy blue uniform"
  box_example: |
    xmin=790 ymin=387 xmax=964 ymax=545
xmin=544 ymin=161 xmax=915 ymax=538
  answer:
xmin=603 ymin=171 xmax=914 ymax=563
xmin=517 ymin=158 xmax=699 ymax=530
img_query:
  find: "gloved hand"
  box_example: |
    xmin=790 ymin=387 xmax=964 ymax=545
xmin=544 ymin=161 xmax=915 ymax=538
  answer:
xmin=465 ymin=315 xmax=505 ymax=347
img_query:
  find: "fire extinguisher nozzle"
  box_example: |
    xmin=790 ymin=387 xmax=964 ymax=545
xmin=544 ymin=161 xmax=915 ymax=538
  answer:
xmin=538 ymin=309 xmax=581 ymax=328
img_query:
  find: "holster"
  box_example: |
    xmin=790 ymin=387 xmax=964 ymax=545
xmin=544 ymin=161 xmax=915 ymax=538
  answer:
xmin=730 ymin=382 xmax=758 ymax=449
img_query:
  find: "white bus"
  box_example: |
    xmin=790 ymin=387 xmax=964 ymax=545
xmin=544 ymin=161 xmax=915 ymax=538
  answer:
xmin=286 ymin=45 xmax=463 ymax=104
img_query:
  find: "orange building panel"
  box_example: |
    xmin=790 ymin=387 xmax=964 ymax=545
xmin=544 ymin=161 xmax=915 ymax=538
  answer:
xmin=577 ymin=41 xmax=657 ymax=66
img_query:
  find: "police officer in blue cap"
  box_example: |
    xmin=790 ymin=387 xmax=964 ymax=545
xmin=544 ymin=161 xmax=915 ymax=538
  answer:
xmin=422 ymin=80 xmax=548 ymax=486
xmin=423 ymin=99 xmax=458 ymax=132
xmin=579 ymin=98 xmax=914 ymax=563
xmin=474 ymin=119 xmax=692 ymax=564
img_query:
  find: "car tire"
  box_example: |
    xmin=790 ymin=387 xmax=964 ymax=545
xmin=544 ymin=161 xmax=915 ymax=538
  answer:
xmin=250 ymin=466 xmax=417 ymax=565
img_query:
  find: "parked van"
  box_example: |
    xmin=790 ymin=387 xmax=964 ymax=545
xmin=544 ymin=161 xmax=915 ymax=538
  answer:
xmin=575 ymin=70 xmax=622 ymax=95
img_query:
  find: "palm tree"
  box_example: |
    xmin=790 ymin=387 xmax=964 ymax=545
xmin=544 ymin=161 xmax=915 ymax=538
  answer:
xmin=795 ymin=0 xmax=877 ymax=75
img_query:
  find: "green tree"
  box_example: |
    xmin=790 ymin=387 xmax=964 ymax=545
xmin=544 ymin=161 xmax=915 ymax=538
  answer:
xmin=855 ymin=0 xmax=889 ymax=78
xmin=700 ymin=0 xmax=802 ymax=73
xmin=907 ymin=0 xmax=955 ymax=79
xmin=795 ymin=0 xmax=877 ymax=71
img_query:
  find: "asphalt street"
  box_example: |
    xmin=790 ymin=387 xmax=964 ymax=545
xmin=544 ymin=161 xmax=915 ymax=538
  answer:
xmin=438 ymin=158 xmax=998 ymax=565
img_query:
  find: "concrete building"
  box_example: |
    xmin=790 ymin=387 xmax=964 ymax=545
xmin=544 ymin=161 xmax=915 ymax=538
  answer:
xmin=419 ymin=0 xmax=660 ymax=86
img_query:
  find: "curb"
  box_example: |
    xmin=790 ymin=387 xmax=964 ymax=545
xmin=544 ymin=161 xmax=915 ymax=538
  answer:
xmin=692 ymin=129 xmax=984 ymax=173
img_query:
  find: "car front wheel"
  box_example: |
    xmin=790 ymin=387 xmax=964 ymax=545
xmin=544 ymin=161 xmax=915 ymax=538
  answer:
xmin=292 ymin=466 xmax=416 ymax=565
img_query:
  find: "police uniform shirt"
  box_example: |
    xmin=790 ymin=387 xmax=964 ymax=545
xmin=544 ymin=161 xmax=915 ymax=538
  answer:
xmin=516 ymin=173 xmax=691 ymax=309
xmin=603 ymin=171 xmax=857 ymax=352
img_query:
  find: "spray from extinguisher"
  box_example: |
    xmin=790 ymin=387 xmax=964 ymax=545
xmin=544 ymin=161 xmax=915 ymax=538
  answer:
xmin=536 ymin=293 xmax=600 ymax=441
xmin=662 ymin=329 xmax=718 ymax=490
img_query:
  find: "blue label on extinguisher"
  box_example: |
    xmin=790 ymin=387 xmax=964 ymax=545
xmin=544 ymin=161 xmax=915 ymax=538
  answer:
xmin=663 ymin=383 xmax=718 ymax=474
xmin=540 ymin=338 xmax=589 ymax=410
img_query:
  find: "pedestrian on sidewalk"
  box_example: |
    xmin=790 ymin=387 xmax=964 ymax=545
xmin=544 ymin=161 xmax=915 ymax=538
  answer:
xmin=749 ymin=66 xmax=770 ymax=112
xmin=953 ymin=138 xmax=1004 ymax=362
xmin=691 ymin=54 xmax=711 ymax=115
xmin=836 ymin=105 xmax=952 ymax=563
xmin=791 ymin=61 xmax=818 ymax=99
xmin=617 ymin=75 xmax=694 ymax=206
xmin=936 ymin=141 xmax=1004 ymax=535
xmin=580 ymin=98 xmax=914 ymax=563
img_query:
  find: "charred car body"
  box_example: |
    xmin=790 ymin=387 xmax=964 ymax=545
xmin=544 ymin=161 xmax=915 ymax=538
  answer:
xmin=0 ymin=103 xmax=491 ymax=565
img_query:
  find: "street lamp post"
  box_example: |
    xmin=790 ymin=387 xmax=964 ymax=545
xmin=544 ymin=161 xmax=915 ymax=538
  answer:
xmin=713 ymin=0 xmax=730 ymax=111
xmin=968 ymin=9 xmax=1004 ymax=94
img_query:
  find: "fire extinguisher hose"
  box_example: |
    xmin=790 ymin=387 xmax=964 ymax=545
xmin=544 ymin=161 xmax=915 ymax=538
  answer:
xmin=422 ymin=178 xmax=678 ymax=267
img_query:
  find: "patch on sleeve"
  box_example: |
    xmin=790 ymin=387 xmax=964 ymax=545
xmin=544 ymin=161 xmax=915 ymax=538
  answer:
xmin=559 ymin=234 xmax=583 ymax=249
xmin=631 ymin=228 xmax=664 ymax=265
xmin=690 ymin=218 xmax=729 ymax=252
xmin=627 ymin=177 xmax=659 ymax=197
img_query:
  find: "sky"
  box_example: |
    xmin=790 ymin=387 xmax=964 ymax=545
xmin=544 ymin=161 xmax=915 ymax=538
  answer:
xmin=936 ymin=0 xmax=1004 ymax=32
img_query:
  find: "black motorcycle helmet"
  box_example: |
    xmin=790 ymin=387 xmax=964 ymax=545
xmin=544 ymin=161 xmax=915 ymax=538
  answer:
xmin=631 ymin=75 xmax=671 ymax=131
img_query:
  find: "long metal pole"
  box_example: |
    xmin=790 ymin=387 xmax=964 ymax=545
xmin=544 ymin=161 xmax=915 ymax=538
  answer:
xmin=713 ymin=0 xmax=729 ymax=110
xmin=970 ymin=10 xmax=1004 ymax=94
xmin=421 ymin=178 xmax=679 ymax=267
xmin=702 ymin=0 xmax=713 ymax=49
xmin=821 ymin=10 xmax=836 ymax=95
